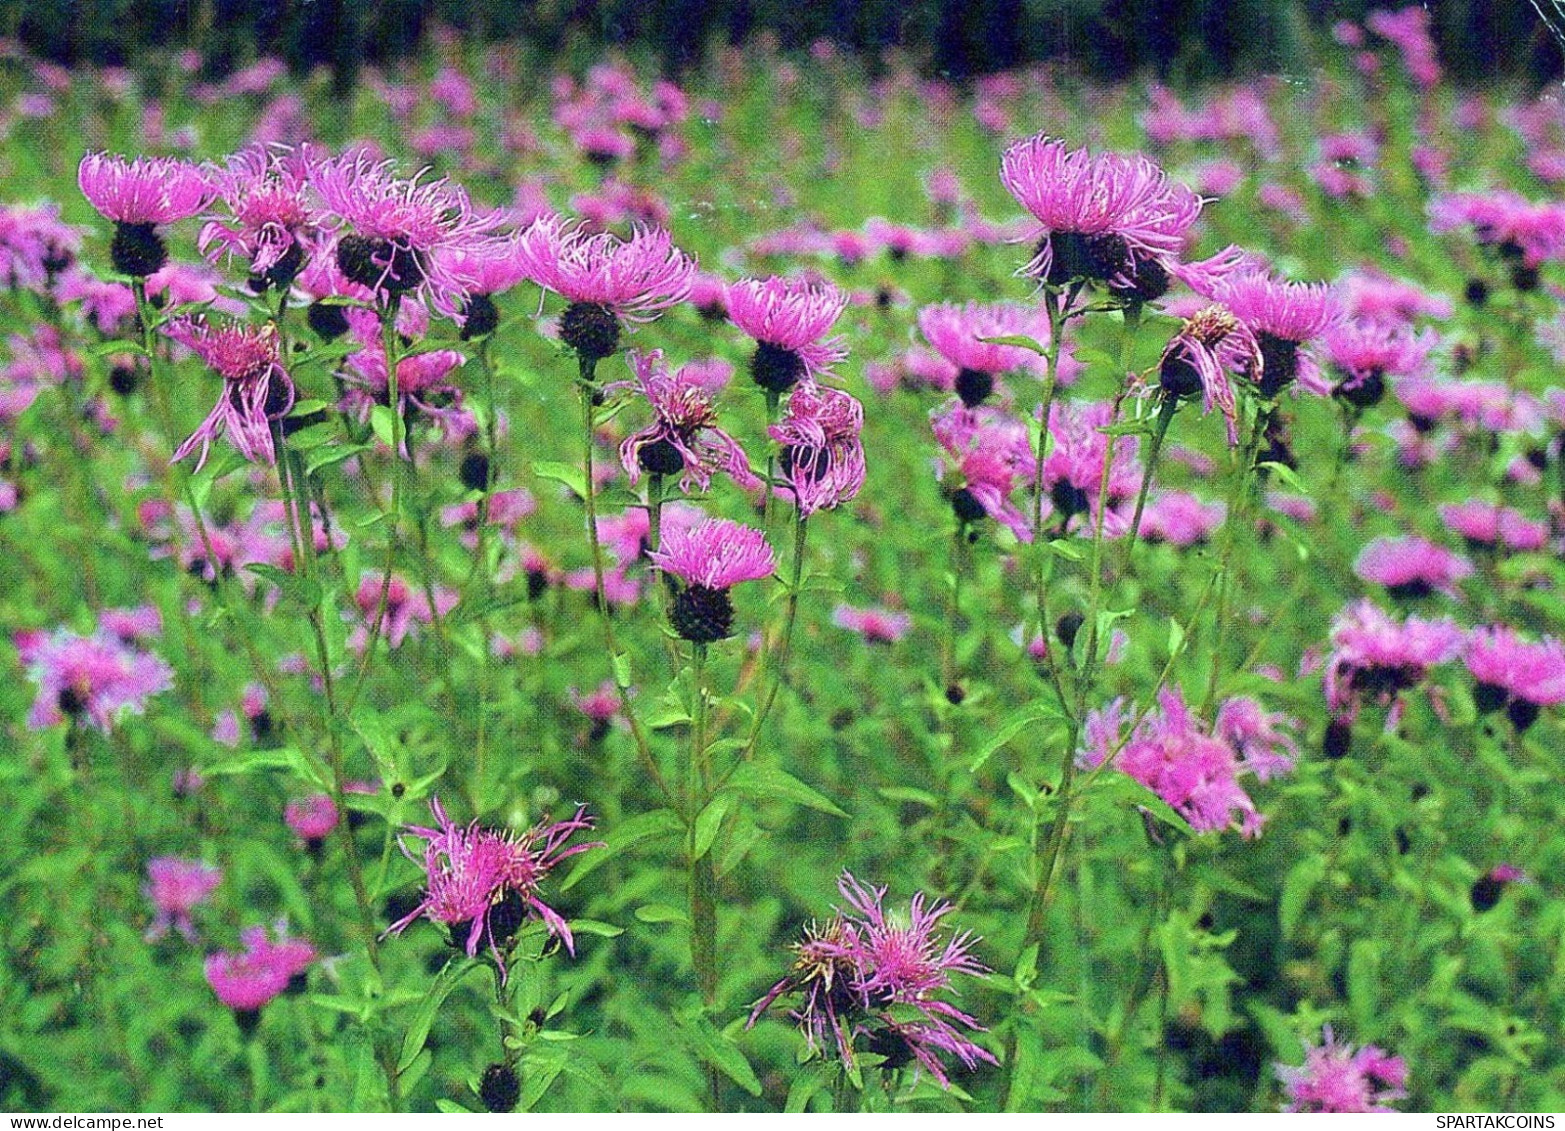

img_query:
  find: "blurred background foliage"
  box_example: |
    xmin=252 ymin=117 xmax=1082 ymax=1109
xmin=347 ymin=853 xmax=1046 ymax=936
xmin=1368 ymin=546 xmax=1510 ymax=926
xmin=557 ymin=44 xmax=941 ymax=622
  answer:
xmin=1 ymin=0 xmax=1560 ymax=90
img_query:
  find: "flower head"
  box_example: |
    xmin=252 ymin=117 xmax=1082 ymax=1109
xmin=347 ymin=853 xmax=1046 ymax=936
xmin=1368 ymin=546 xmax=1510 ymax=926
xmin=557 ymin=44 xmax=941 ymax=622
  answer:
xmin=386 ymin=798 xmax=599 ymax=976
xmin=25 ymin=628 xmax=173 ymax=733
xmin=748 ymin=872 xmax=994 ymax=1089
xmin=726 ymin=276 xmax=848 ymax=392
xmin=649 ymin=517 xmax=775 ymax=644
xmin=1324 ymin=600 xmax=1463 ymax=718
xmin=768 ymin=382 xmax=866 ymax=516
xmin=1277 ymin=1027 xmax=1407 ymax=1113
xmin=615 ymin=350 xmax=759 ymax=492
xmin=285 ymin=794 xmax=340 ymax=843
xmin=917 ymin=300 xmax=1051 ymax=407
xmin=833 ymin=604 xmax=912 ymax=645
xmin=163 ymin=318 xmax=294 ymax=469
xmin=312 ymin=150 xmax=504 ymax=315
xmin=515 ymin=214 xmax=694 ymax=361
xmin=1000 ymin=135 xmax=1202 ymax=300
xmin=1040 ymin=400 xmax=1143 ymax=537
xmin=144 ymin=857 xmax=222 ymax=942
xmin=1209 ymin=270 xmax=1343 ymax=397
xmin=204 ymin=923 xmax=316 ymax=1014
xmin=1157 ymin=304 xmax=1260 ymax=445
xmin=78 ymin=153 xmax=213 ymax=226
xmin=1354 ymin=536 xmax=1472 ymax=600
xmin=1465 ymin=626 xmax=1565 ymax=731
xmin=199 ymin=144 xmax=322 ymax=289
xmin=931 ymin=402 xmax=1035 ymax=541
xmin=1324 ymin=321 xmax=1437 ymax=407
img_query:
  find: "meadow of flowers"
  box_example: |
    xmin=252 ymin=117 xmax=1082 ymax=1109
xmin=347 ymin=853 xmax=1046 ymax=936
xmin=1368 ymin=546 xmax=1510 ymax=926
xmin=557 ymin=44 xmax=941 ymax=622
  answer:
xmin=2 ymin=9 xmax=1564 ymax=1113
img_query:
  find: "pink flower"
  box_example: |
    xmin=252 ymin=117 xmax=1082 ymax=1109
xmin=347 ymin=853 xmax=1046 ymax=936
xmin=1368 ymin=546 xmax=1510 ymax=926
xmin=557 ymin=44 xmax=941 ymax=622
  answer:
xmin=932 ymin=402 xmax=1035 ymax=541
xmin=726 ymin=276 xmax=849 ymax=393
xmin=1465 ymin=626 xmax=1565 ymax=731
xmin=649 ymin=518 xmax=775 ymax=644
xmin=1156 ymin=304 xmax=1260 ymax=445
xmin=1324 ymin=600 xmax=1463 ymax=718
xmin=515 ymin=214 xmax=694 ymax=361
xmin=352 ymin=572 xmax=457 ymax=651
xmin=285 ymin=794 xmax=340 ymax=843
xmin=163 ymin=319 xmax=294 ymax=469
xmin=615 ymin=350 xmax=759 ymax=493
xmin=199 ymin=143 xmax=322 ymax=288
xmin=768 ymin=382 xmax=866 ymax=516
xmin=832 ymin=604 xmax=912 ymax=644
xmin=1353 ymin=535 xmax=1472 ymax=600
xmin=78 ymin=153 xmax=213 ymax=225
xmin=1209 ymin=270 xmax=1343 ymax=397
xmin=1325 ymin=320 xmax=1438 ymax=406
xmin=1140 ymin=491 xmax=1226 ymax=547
xmin=1277 ymin=1027 xmax=1407 ymax=1113
xmin=1040 ymin=400 xmax=1142 ymax=538
xmin=24 ymin=628 xmax=173 ymax=733
xmin=748 ymin=872 xmax=994 ymax=1088
xmin=312 ymin=150 xmax=504 ymax=315
xmin=144 ymin=857 xmax=222 ymax=941
xmin=386 ymin=798 xmax=600 ymax=975
xmin=1437 ymin=502 xmax=1548 ymax=552
xmin=999 ymin=135 xmax=1202 ymax=300
xmin=917 ymin=300 xmax=1051 ymax=407
xmin=204 ymin=923 xmax=316 ymax=1014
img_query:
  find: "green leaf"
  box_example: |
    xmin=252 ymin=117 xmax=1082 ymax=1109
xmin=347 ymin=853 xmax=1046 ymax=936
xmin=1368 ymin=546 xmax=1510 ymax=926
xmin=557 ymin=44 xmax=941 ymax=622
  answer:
xmin=88 ymin=338 xmax=149 ymax=359
xmin=1257 ymin=461 xmax=1308 ymax=494
xmin=634 ymin=903 xmax=689 ymax=925
xmin=305 ymin=442 xmax=375 ymax=476
xmin=289 ymin=399 xmax=330 ymax=417
xmin=533 ymin=459 xmax=588 ymax=500
xmin=521 ymin=1044 xmax=568 ymax=1111
xmin=976 ymin=333 xmax=1048 ymax=356
xmin=244 ymin=563 xmax=322 ymax=611
xmin=676 ymin=1011 xmax=763 ymax=1097
xmin=721 ymin=763 xmax=848 ymax=818
xmin=611 ymin=650 xmax=634 ymax=690
xmin=1046 ymin=538 xmax=1084 ymax=562
xmin=561 ymin=808 xmax=682 ymax=891
xmin=693 ymin=793 xmax=737 ymax=860
xmin=369 ymin=404 xmax=397 ymax=450
xmin=565 ymin=919 xmax=624 ymax=939
xmin=1279 ymin=854 xmax=1327 ymax=940
xmin=399 ymin=959 xmax=482 ymax=1072
xmin=968 ymin=701 xmax=1065 ymax=773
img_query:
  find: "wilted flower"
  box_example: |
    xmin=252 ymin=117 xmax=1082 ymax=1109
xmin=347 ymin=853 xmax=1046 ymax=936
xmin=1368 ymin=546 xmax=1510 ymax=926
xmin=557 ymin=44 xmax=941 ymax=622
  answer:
xmin=1156 ymin=304 xmax=1261 ymax=445
xmin=768 ymin=382 xmax=866 ymax=516
xmin=616 ymin=349 xmax=759 ymax=492
xmin=163 ymin=319 xmax=294 ymax=469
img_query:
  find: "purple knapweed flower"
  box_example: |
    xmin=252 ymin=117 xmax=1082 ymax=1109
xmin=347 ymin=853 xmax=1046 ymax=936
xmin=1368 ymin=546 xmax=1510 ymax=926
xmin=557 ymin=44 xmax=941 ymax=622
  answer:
xmin=1040 ymin=400 xmax=1143 ymax=538
xmin=78 ymin=153 xmax=214 ymax=277
xmin=163 ymin=318 xmax=294 ymax=469
xmin=832 ymin=604 xmax=912 ymax=645
xmin=931 ymin=402 xmax=1035 ymax=541
xmin=999 ymin=135 xmax=1202 ymax=301
xmin=1277 ymin=1026 xmax=1407 ymax=1113
xmin=1324 ymin=599 xmax=1463 ymax=721
xmin=1324 ymin=320 xmax=1437 ymax=409
xmin=285 ymin=793 xmax=340 ymax=845
xmin=648 ymin=517 xmax=775 ymax=643
xmin=24 ymin=628 xmax=173 ymax=733
xmin=385 ymin=798 xmax=599 ymax=976
xmin=1209 ymin=270 xmax=1343 ymax=397
xmin=199 ymin=143 xmax=322 ymax=291
xmin=1140 ymin=491 xmax=1226 ymax=547
xmin=1437 ymin=502 xmax=1548 ymax=553
xmin=204 ymin=923 xmax=316 ymax=1021
xmin=1354 ymin=535 xmax=1472 ymax=601
xmin=768 ymin=381 xmax=866 ymax=516
xmin=917 ymin=300 xmax=1051 ymax=407
xmin=515 ymin=213 xmax=695 ymax=362
xmin=726 ymin=275 xmax=848 ymax=395
xmin=615 ymin=349 xmax=759 ymax=492
xmin=748 ymin=872 xmax=995 ymax=1089
xmin=1464 ymin=626 xmax=1565 ymax=732
xmin=144 ymin=857 xmax=222 ymax=942
xmin=1156 ymin=304 xmax=1261 ymax=445
xmin=312 ymin=149 xmax=504 ymax=315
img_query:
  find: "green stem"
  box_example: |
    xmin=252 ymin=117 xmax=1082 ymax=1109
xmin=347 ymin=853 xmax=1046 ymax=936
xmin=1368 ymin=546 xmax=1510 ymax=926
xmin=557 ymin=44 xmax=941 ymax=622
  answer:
xmin=1200 ymin=406 xmax=1267 ymax=718
xmin=940 ymin=524 xmax=966 ymax=695
xmin=734 ymin=508 xmax=808 ymax=769
xmin=1026 ymin=294 xmax=1075 ymax=714
xmin=687 ymin=642 xmax=718 ymax=1008
xmin=1121 ymin=393 xmax=1179 ymax=568
xmin=576 ymin=364 xmax=674 ymax=805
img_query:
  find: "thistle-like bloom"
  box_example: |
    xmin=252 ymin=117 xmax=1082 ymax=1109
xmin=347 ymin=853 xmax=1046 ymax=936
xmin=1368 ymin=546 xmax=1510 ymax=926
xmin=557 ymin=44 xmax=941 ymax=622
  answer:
xmin=204 ymin=923 xmax=316 ymax=1015
xmin=1324 ymin=600 xmax=1463 ymax=719
xmin=1081 ymin=686 xmax=1292 ymax=837
xmin=999 ymin=135 xmax=1202 ymax=300
xmin=433 ymin=232 xmax=531 ymax=339
xmin=1464 ymin=626 xmax=1565 ymax=732
xmin=1324 ymin=320 xmax=1437 ymax=408
xmin=24 ymin=628 xmax=174 ymax=733
xmin=1437 ymin=502 xmax=1549 ymax=553
xmin=312 ymin=150 xmax=503 ymax=315
xmin=162 ymin=318 xmax=294 ymax=469
xmin=931 ymin=402 xmax=1035 ymax=541
xmin=78 ymin=153 xmax=214 ymax=277
xmin=1210 ymin=270 xmax=1343 ymax=397
xmin=768 ymin=382 xmax=866 ymax=516
xmin=1156 ymin=304 xmax=1261 ymax=445
xmin=1140 ymin=491 xmax=1226 ymax=547
xmin=386 ymin=798 xmax=600 ymax=975
xmin=748 ymin=872 xmax=994 ymax=1089
xmin=616 ymin=350 xmax=759 ymax=492
xmin=1354 ymin=536 xmax=1472 ymax=600
xmin=726 ymin=275 xmax=848 ymax=394
xmin=917 ymin=300 xmax=1050 ymax=407
xmin=649 ymin=517 xmax=775 ymax=644
xmin=1276 ymin=1027 xmax=1407 ymax=1113
xmin=515 ymin=213 xmax=695 ymax=361
xmin=832 ymin=604 xmax=912 ymax=645
xmin=285 ymin=794 xmax=340 ymax=844
xmin=144 ymin=857 xmax=222 ymax=942
xmin=1040 ymin=400 xmax=1143 ymax=537
xmin=199 ymin=144 xmax=322 ymax=290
